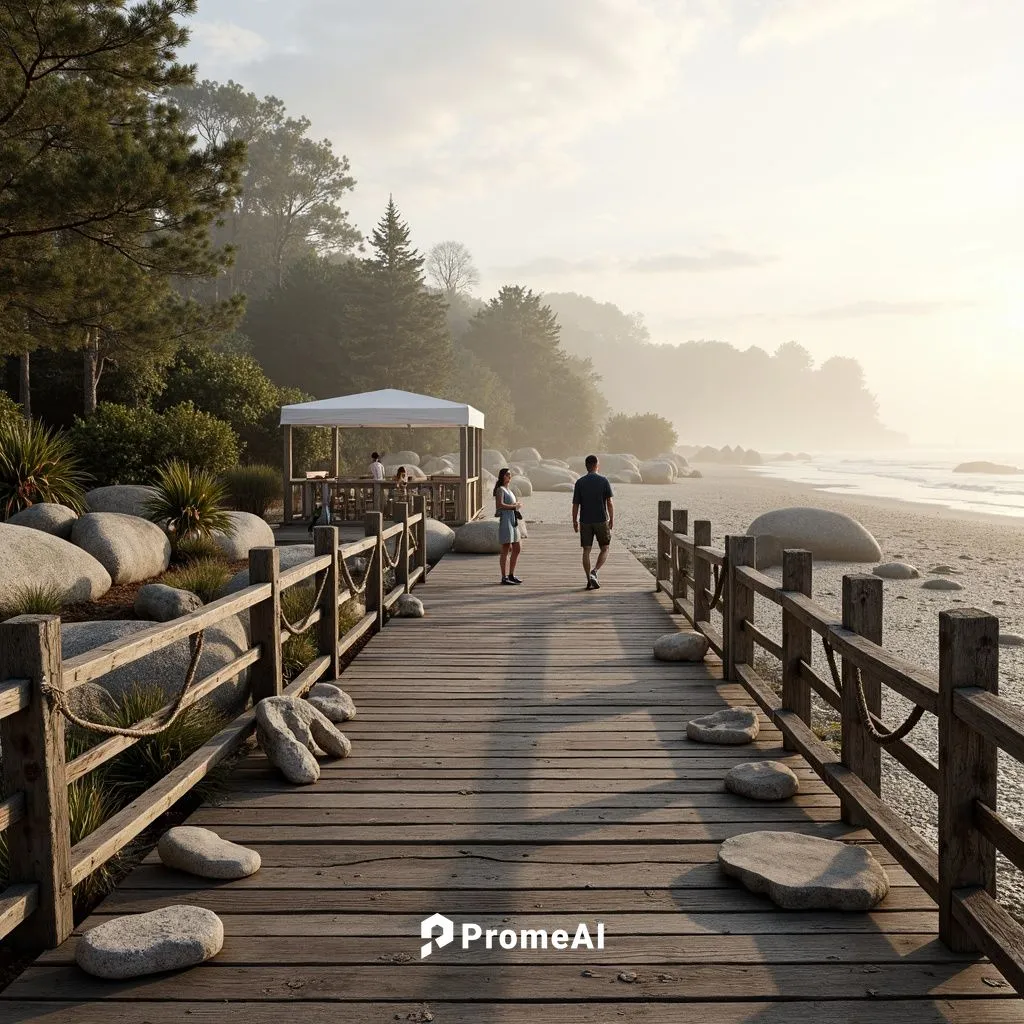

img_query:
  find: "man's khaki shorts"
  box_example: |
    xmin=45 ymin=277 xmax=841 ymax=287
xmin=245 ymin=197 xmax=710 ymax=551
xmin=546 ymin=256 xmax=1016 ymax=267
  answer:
xmin=580 ymin=522 xmax=611 ymax=548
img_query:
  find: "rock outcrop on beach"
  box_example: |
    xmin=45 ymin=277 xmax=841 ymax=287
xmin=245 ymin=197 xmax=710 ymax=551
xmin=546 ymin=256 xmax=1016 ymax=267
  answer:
xmin=453 ymin=520 xmax=502 ymax=554
xmin=953 ymin=461 xmax=1022 ymax=475
xmin=745 ymin=507 xmax=882 ymax=566
xmin=423 ymin=518 xmax=456 ymax=564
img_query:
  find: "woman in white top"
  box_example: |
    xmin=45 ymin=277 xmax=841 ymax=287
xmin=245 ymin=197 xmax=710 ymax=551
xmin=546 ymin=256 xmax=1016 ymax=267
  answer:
xmin=368 ymin=451 xmax=385 ymax=480
xmin=494 ymin=468 xmax=523 ymax=585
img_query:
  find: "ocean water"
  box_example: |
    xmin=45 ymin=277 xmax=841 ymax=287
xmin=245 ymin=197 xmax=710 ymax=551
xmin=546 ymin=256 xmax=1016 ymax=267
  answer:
xmin=750 ymin=449 xmax=1024 ymax=519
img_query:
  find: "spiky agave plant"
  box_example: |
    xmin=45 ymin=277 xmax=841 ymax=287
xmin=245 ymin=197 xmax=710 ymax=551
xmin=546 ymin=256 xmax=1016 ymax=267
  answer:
xmin=144 ymin=459 xmax=234 ymax=545
xmin=0 ymin=417 xmax=89 ymax=519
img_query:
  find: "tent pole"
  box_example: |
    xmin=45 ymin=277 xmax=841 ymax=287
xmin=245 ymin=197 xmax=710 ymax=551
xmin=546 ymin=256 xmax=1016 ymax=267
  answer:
xmin=283 ymin=424 xmax=293 ymax=523
xmin=459 ymin=426 xmax=469 ymax=525
xmin=332 ymin=426 xmax=340 ymax=479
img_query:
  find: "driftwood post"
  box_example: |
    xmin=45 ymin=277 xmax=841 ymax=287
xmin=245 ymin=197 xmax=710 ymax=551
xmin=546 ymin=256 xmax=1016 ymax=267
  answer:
xmin=725 ymin=536 xmax=756 ymax=681
xmin=692 ymin=520 xmax=712 ymax=625
xmin=938 ymin=608 xmax=998 ymax=952
xmin=781 ymin=549 xmax=813 ymax=749
xmin=365 ymin=511 xmax=385 ymax=631
xmin=249 ymin=547 xmax=282 ymax=702
xmin=395 ymin=501 xmax=411 ymax=593
xmin=656 ymin=500 xmax=671 ymax=591
xmin=0 ymin=615 xmax=73 ymax=948
xmin=413 ymin=495 xmax=428 ymax=583
xmin=672 ymin=508 xmax=688 ymax=603
xmin=840 ymin=574 xmax=883 ymax=824
xmin=314 ymin=525 xmax=340 ymax=680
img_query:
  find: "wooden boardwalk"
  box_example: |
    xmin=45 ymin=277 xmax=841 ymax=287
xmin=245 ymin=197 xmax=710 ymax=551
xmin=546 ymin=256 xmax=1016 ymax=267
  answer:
xmin=2 ymin=525 xmax=1018 ymax=1021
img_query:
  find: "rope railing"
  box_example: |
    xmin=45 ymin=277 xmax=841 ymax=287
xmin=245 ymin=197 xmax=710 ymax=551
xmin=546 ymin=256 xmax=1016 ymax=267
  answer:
xmin=280 ymin=571 xmax=331 ymax=637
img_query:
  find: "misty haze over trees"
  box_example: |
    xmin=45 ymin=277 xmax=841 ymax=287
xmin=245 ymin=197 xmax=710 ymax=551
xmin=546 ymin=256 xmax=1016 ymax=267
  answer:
xmin=2 ymin=46 xmax=901 ymax=458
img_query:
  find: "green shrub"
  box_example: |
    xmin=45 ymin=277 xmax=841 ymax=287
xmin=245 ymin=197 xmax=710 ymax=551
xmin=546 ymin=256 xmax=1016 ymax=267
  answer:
xmin=281 ymin=584 xmax=318 ymax=679
xmin=98 ymin=684 xmax=227 ymax=802
xmin=223 ymin=464 xmax=281 ymax=518
xmin=1 ymin=582 xmax=64 ymax=619
xmin=151 ymin=403 xmax=240 ymax=475
xmin=0 ymin=391 xmax=22 ymax=428
xmin=163 ymin=558 xmax=231 ymax=603
xmin=601 ymin=411 xmax=678 ymax=460
xmin=145 ymin=459 xmax=234 ymax=545
xmin=173 ymin=535 xmax=227 ymax=565
xmin=70 ymin=402 xmax=241 ymax=486
xmin=0 ymin=417 xmax=90 ymax=518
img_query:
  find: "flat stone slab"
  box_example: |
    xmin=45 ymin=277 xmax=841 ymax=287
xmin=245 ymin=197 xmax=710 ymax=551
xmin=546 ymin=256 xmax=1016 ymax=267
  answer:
xmin=256 ymin=695 xmax=351 ymax=785
xmin=157 ymin=826 xmax=260 ymax=880
xmin=653 ymin=632 xmax=709 ymax=662
xmin=725 ymin=761 xmax=799 ymax=800
xmin=687 ymin=707 xmax=759 ymax=745
xmin=76 ymin=906 xmax=224 ymax=979
xmin=719 ymin=831 xmax=890 ymax=910
xmin=306 ymin=682 xmax=357 ymax=722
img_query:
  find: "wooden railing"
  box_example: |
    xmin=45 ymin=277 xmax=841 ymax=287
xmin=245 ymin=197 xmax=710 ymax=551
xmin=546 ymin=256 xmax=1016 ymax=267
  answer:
xmin=655 ymin=500 xmax=1024 ymax=993
xmin=286 ymin=476 xmax=480 ymax=526
xmin=0 ymin=498 xmax=429 ymax=952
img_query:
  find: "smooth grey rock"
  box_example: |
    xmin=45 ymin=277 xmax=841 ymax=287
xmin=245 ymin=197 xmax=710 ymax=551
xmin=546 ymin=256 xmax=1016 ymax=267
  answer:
xmin=596 ymin=453 xmax=641 ymax=474
xmin=61 ymin=618 xmax=250 ymax=711
xmin=929 ymin=565 xmax=959 ymax=574
xmin=157 ymin=826 xmax=260 ymax=880
xmin=687 ymin=707 xmax=760 ymax=745
xmin=746 ymin=507 xmax=882 ymax=564
xmin=921 ymin=578 xmax=964 ymax=591
xmin=211 ymin=510 xmax=273 ymax=561
xmin=134 ymin=583 xmax=203 ymax=622
xmin=389 ymin=450 xmax=421 ymax=467
xmin=657 ymin=452 xmax=690 ymax=473
xmin=509 ymin=475 xmax=533 ymax=498
xmin=395 ymin=593 xmax=425 ymax=618
xmin=76 ymin=906 xmax=224 ymax=979
xmin=718 ymin=831 xmax=890 ymax=910
xmin=453 ymin=520 xmax=502 ymax=554
xmin=7 ymin=502 xmax=78 ymax=539
xmin=653 ymin=632 xmax=709 ymax=662
xmin=256 ymin=695 xmax=351 ymax=785
xmin=421 ymin=456 xmax=457 ymax=476
xmin=527 ymin=465 xmax=578 ymax=491
xmin=510 ymin=447 xmax=542 ymax=463
xmin=725 ymin=761 xmax=799 ymax=801
xmin=872 ymin=562 xmax=920 ymax=580
xmin=0 ymin=523 xmax=111 ymax=604
xmin=84 ymin=484 xmax=158 ymax=517
xmin=482 ymin=448 xmax=510 ymax=474
xmin=953 ymin=461 xmax=1022 ymax=475
xmin=638 ymin=459 xmax=676 ymax=484
xmin=71 ymin=512 xmax=171 ymax=584
xmin=306 ymin=682 xmax=357 ymax=722
xmin=424 ymin=518 xmax=456 ymax=564
xmin=551 ymin=482 xmax=575 ymax=493
xmin=221 ymin=545 xmax=316 ymax=596
xmin=999 ymin=633 xmax=1024 ymax=647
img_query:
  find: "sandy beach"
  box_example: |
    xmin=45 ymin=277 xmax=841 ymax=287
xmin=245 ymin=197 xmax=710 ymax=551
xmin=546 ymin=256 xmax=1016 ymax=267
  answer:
xmin=522 ymin=464 xmax=1024 ymax=916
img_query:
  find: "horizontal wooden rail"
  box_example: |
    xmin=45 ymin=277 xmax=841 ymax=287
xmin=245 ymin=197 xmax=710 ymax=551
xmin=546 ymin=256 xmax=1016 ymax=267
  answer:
xmin=62 ymin=583 xmax=271 ymax=691
xmin=953 ymin=688 xmax=1024 ymax=766
xmin=734 ymin=564 xmax=781 ymax=602
xmin=278 ymin=554 xmax=332 ymax=590
xmin=696 ymin=621 xmax=723 ymax=658
xmin=383 ymin=583 xmax=406 ymax=612
xmin=694 ymin=544 xmax=725 ymax=567
xmin=0 ymin=884 xmax=38 ymax=943
xmin=0 ymin=678 xmax=30 ymax=721
xmin=976 ymin=801 xmax=1024 ymax=869
xmin=744 ymin=619 xmax=782 ymax=660
xmin=0 ymin=791 xmax=25 ymax=833
xmin=343 ymin=534 xmax=378 ymax=557
xmin=338 ymin=611 xmax=376 ymax=659
xmin=953 ymin=888 xmax=1024 ymax=995
xmin=283 ymin=655 xmax=332 ymax=698
xmin=64 ymin=646 xmax=262 ymax=785
xmin=798 ymin=659 xmax=839 ymax=709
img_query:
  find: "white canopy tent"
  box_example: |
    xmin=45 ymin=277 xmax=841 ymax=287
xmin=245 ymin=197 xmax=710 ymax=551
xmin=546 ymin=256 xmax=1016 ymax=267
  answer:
xmin=280 ymin=389 xmax=486 ymax=525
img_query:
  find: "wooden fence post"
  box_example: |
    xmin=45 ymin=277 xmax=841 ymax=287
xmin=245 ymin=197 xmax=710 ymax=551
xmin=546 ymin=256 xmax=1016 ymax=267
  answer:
xmin=365 ymin=511 xmax=385 ymax=631
xmin=314 ymin=525 xmax=340 ymax=680
xmin=840 ymin=574 xmax=883 ymax=824
xmin=0 ymin=615 xmax=73 ymax=949
xmin=672 ymin=509 xmax=688 ymax=603
xmin=781 ymin=549 xmax=813 ymax=750
xmin=396 ymin=502 xmax=411 ymax=593
xmin=725 ymin=536 xmax=756 ymax=681
xmin=413 ymin=495 xmax=428 ymax=584
xmin=938 ymin=608 xmax=998 ymax=952
xmin=656 ymin=500 xmax=671 ymax=591
xmin=692 ymin=520 xmax=711 ymax=625
xmin=249 ymin=547 xmax=282 ymax=702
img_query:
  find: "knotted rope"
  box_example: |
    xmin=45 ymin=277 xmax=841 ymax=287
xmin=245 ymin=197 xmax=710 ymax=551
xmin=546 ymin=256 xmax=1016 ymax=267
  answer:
xmin=338 ymin=544 xmax=376 ymax=596
xmin=821 ymin=636 xmax=925 ymax=745
xmin=42 ymin=631 xmax=206 ymax=738
xmin=280 ymin=570 xmax=331 ymax=636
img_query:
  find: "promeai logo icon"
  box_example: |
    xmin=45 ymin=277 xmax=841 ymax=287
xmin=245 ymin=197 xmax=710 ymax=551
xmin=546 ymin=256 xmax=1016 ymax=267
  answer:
xmin=420 ymin=912 xmax=455 ymax=959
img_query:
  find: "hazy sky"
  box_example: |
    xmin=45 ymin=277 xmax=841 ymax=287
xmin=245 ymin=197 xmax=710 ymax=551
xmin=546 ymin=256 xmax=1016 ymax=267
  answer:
xmin=183 ymin=0 xmax=1024 ymax=449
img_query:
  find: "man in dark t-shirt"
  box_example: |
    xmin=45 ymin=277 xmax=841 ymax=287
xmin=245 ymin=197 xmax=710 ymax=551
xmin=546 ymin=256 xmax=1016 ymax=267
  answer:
xmin=572 ymin=454 xmax=614 ymax=590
